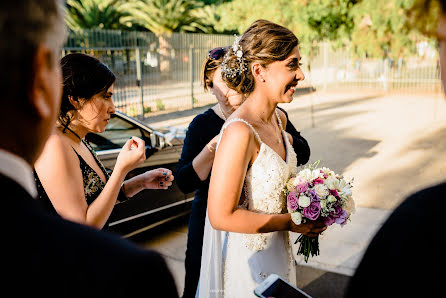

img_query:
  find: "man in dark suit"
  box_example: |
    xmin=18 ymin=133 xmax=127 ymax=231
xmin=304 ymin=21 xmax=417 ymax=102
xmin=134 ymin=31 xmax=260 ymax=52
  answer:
xmin=0 ymin=1 xmax=178 ymax=297
xmin=346 ymin=1 xmax=446 ymax=297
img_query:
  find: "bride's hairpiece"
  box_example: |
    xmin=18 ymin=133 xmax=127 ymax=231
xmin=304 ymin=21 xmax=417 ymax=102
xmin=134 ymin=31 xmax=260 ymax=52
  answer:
xmin=221 ymin=34 xmax=248 ymax=78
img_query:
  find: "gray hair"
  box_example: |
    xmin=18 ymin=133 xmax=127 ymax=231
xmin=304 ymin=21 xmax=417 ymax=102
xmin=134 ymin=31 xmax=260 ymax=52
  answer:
xmin=0 ymin=0 xmax=66 ymax=105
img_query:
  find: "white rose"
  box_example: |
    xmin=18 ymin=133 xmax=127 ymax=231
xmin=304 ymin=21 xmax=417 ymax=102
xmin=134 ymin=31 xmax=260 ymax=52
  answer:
xmin=327 ymin=194 xmax=337 ymax=202
xmin=286 ymin=177 xmax=297 ymax=192
xmin=325 ymin=176 xmax=338 ymax=190
xmin=291 ymin=212 xmax=302 ymax=225
xmin=313 ymin=184 xmax=329 ymax=199
xmin=311 ymin=169 xmax=321 ymax=180
xmin=298 ymin=195 xmax=311 ymax=208
xmin=236 ymin=50 xmax=243 ymax=58
xmin=298 ymin=169 xmax=312 ymax=182
xmin=343 ymin=196 xmax=356 ymax=214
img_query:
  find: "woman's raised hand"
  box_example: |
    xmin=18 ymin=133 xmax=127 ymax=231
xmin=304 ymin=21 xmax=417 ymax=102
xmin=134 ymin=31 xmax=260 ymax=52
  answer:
xmin=114 ymin=136 xmax=146 ymax=174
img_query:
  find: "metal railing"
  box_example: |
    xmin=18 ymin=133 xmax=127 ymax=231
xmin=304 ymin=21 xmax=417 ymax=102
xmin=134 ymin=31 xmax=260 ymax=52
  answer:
xmin=63 ymin=30 xmax=441 ymax=119
xmin=64 ymin=29 xmax=234 ymax=119
xmin=307 ymin=42 xmax=441 ymax=94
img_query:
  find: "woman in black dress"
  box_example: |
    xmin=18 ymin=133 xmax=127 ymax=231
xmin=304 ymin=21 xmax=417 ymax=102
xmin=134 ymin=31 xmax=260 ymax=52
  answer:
xmin=177 ymin=46 xmax=311 ymax=298
xmin=34 ymin=53 xmax=174 ymax=229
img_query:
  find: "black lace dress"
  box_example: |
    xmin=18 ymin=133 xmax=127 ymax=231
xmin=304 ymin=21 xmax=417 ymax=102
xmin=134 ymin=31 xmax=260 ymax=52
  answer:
xmin=34 ymin=140 xmax=127 ymax=229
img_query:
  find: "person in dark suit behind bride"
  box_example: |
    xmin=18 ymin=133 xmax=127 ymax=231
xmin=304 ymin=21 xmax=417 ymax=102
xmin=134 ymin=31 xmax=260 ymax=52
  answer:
xmin=345 ymin=1 xmax=446 ymax=297
xmin=0 ymin=1 xmax=178 ymax=297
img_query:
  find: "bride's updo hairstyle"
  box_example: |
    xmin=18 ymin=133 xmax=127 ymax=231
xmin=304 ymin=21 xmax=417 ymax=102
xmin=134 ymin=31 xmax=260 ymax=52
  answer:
xmin=221 ymin=19 xmax=298 ymax=95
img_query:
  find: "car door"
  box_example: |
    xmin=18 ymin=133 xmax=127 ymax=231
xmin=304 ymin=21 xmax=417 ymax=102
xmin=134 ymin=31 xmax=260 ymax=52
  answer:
xmin=85 ymin=112 xmax=193 ymax=238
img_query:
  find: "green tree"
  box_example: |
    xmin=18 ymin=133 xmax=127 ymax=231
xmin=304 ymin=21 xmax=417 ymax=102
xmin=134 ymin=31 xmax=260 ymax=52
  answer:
xmin=208 ymin=0 xmax=319 ymax=55
xmin=301 ymin=0 xmax=357 ymax=45
xmin=121 ymin=0 xmax=210 ymax=34
xmin=349 ymin=0 xmax=418 ymax=58
xmin=65 ymin=0 xmax=130 ymax=30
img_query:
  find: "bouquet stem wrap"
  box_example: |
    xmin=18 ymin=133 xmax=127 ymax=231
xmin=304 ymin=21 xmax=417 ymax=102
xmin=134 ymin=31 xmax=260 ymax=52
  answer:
xmin=295 ymin=234 xmax=319 ymax=263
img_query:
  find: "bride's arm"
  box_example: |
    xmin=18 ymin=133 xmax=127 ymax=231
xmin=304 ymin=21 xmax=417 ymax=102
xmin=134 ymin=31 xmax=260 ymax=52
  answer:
xmin=208 ymin=122 xmax=325 ymax=236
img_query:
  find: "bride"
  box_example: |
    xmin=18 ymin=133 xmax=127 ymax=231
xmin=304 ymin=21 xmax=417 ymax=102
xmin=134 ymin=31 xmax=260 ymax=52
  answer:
xmin=197 ymin=19 xmax=327 ymax=297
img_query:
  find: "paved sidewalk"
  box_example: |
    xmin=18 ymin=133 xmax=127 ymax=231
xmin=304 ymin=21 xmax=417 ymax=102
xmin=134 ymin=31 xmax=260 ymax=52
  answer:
xmin=135 ymin=90 xmax=446 ymax=297
xmin=134 ymin=207 xmax=390 ymax=297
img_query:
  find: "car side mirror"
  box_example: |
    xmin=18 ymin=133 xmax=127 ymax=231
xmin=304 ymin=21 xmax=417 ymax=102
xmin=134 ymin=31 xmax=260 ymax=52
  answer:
xmin=150 ymin=132 xmax=166 ymax=149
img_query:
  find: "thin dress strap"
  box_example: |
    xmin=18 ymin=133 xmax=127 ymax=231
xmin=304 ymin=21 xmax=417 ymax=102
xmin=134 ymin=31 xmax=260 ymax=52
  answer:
xmin=216 ymin=118 xmax=262 ymax=150
xmin=275 ymin=108 xmax=284 ymax=131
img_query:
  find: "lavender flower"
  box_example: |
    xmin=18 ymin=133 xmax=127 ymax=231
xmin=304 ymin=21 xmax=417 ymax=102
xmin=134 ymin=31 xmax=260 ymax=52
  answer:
xmin=307 ymin=189 xmax=320 ymax=202
xmin=303 ymin=201 xmax=321 ymax=220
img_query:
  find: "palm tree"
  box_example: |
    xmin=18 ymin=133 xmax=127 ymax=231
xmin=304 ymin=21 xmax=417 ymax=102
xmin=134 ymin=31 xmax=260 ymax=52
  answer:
xmin=121 ymin=0 xmax=209 ymax=34
xmin=65 ymin=0 xmax=129 ymax=30
xmin=121 ymin=0 xmax=211 ymax=78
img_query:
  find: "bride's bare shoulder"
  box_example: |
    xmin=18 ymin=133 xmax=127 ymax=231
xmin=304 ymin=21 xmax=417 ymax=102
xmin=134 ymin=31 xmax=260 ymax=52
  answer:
xmin=221 ymin=119 xmax=255 ymax=141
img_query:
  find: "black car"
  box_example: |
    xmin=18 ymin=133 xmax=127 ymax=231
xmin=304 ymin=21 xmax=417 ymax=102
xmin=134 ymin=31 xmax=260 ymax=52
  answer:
xmin=85 ymin=111 xmax=193 ymax=238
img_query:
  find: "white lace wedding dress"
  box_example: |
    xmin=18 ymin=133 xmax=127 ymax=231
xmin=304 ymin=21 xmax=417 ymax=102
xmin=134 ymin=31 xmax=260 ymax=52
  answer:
xmin=197 ymin=111 xmax=298 ymax=298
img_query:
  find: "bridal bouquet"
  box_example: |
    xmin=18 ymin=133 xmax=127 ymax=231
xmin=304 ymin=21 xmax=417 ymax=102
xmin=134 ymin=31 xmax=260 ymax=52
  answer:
xmin=284 ymin=161 xmax=355 ymax=262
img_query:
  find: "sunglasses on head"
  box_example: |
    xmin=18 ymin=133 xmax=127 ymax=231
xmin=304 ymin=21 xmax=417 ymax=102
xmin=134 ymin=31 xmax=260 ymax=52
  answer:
xmin=208 ymin=46 xmax=229 ymax=60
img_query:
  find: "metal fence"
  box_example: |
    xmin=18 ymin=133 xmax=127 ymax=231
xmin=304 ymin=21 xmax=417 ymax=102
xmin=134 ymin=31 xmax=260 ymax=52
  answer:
xmin=64 ymin=29 xmax=234 ymax=119
xmin=63 ymin=30 xmax=441 ymax=119
xmin=307 ymin=42 xmax=441 ymax=94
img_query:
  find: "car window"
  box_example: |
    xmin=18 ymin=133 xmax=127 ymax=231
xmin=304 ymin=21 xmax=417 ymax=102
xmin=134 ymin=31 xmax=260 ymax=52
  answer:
xmin=86 ymin=115 xmax=145 ymax=151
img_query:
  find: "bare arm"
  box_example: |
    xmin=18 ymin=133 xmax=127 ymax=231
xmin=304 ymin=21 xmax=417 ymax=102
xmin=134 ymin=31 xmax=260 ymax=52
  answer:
xmin=192 ymin=135 xmax=219 ymax=181
xmin=36 ymin=135 xmax=145 ymax=229
xmin=208 ymin=122 xmax=326 ymax=236
xmin=122 ymin=167 xmax=174 ymax=197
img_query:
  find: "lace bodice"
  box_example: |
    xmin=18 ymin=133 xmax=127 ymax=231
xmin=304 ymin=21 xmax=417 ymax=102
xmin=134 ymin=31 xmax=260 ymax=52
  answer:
xmin=217 ymin=110 xmax=298 ymax=250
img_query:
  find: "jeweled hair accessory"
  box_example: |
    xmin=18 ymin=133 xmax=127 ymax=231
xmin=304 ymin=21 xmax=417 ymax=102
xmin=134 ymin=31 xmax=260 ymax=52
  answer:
xmin=221 ymin=34 xmax=248 ymax=78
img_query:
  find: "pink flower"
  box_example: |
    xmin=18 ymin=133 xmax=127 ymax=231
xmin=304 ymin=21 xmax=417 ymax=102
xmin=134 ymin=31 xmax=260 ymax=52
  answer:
xmin=287 ymin=192 xmax=299 ymax=211
xmin=295 ymin=182 xmax=308 ymax=193
xmin=313 ymin=178 xmax=324 ymax=185
xmin=324 ymin=216 xmax=336 ymax=226
xmin=329 ymin=189 xmax=339 ymax=197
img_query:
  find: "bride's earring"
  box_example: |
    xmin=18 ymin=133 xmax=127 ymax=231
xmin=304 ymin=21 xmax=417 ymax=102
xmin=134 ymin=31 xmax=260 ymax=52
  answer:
xmin=260 ymin=78 xmax=265 ymax=82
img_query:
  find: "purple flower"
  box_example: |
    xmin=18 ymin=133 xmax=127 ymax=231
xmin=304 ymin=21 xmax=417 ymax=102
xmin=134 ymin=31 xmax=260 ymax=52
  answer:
xmin=335 ymin=210 xmax=349 ymax=226
xmin=313 ymin=178 xmax=324 ymax=185
xmin=326 ymin=206 xmax=349 ymax=226
xmin=324 ymin=216 xmax=336 ymax=226
xmin=307 ymin=189 xmax=320 ymax=202
xmin=295 ymin=181 xmax=308 ymax=193
xmin=303 ymin=201 xmax=321 ymax=221
xmin=287 ymin=192 xmax=299 ymax=211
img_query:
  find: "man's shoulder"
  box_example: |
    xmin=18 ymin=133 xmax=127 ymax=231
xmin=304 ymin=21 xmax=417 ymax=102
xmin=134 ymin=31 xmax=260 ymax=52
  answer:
xmin=407 ymin=181 xmax=446 ymax=200
xmin=373 ymin=181 xmax=446 ymax=238
xmin=395 ymin=181 xmax=446 ymax=217
xmin=4 ymin=185 xmax=178 ymax=296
